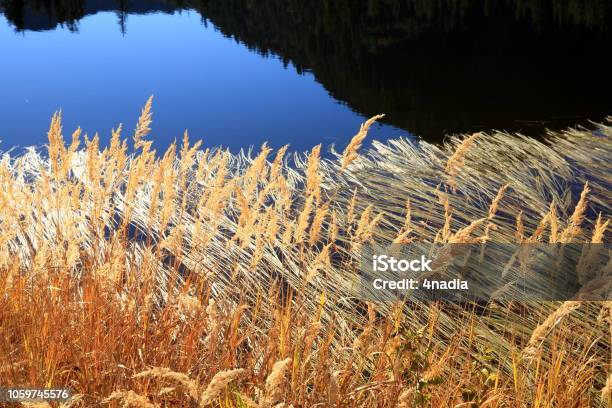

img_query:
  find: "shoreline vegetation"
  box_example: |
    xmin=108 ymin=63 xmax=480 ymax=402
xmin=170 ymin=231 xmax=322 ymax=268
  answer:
xmin=0 ymin=98 xmax=610 ymax=406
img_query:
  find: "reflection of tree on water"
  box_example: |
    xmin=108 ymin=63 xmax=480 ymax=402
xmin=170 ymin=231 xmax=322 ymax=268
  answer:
xmin=0 ymin=0 xmax=176 ymax=31
xmin=1 ymin=0 xmax=611 ymax=139
xmin=189 ymin=0 xmax=612 ymax=139
xmin=116 ymin=0 xmax=127 ymax=35
xmin=3 ymin=0 xmax=608 ymax=36
xmin=1 ymin=0 xmax=85 ymax=31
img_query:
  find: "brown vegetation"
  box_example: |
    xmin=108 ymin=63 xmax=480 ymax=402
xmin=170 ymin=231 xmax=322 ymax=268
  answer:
xmin=0 ymin=101 xmax=610 ymax=407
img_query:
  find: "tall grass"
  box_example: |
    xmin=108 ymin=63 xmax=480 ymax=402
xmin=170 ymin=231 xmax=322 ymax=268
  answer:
xmin=0 ymin=100 xmax=610 ymax=406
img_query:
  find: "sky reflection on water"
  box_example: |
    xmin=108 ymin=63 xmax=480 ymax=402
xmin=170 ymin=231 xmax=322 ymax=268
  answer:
xmin=0 ymin=11 xmax=405 ymax=153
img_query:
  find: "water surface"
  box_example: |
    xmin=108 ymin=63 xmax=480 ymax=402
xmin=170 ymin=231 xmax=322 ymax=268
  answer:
xmin=1 ymin=0 xmax=611 ymax=152
xmin=1 ymin=10 xmax=403 ymax=152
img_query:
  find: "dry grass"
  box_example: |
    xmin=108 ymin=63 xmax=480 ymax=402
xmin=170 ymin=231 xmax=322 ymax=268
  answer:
xmin=0 ymin=101 xmax=610 ymax=407
xmin=340 ymin=114 xmax=385 ymax=170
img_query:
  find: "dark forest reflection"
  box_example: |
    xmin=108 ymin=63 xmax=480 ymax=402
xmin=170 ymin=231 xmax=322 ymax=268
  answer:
xmin=2 ymin=0 xmax=612 ymax=140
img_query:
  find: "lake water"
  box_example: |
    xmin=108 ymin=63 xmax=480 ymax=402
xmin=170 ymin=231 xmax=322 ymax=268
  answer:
xmin=1 ymin=0 xmax=612 ymax=153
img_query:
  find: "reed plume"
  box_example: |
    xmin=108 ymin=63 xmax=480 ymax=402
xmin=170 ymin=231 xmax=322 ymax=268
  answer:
xmin=104 ymin=390 xmax=159 ymax=407
xmin=200 ymin=368 xmax=246 ymax=406
xmin=340 ymin=114 xmax=384 ymax=170
xmin=560 ymin=182 xmax=590 ymax=242
xmin=522 ymin=301 xmax=582 ymax=360
xmin=134 ymin=95 xmax=154 ymax=149
xmin=134 ymin=367 xmax=199 ymax=400
xmin=445 ymin=132 xmax=480 ymax=189
xmin=264 ymin=358 xmax=292 ymax=406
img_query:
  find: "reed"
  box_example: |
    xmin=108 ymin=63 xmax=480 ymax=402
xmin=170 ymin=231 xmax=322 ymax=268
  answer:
xmin=0 ymin=101 xmax=610 ymax=406
xmin=200 ymin=369 xmax=246 ymax=406
xmin=340 ymin=114 xmax=384 ymax=170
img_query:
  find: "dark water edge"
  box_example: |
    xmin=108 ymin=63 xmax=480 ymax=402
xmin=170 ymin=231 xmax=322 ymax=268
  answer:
xmin=191 ymin=0 xmax=612 ymax=140
xmin=1 ymin=0 xmax=612 ymax=149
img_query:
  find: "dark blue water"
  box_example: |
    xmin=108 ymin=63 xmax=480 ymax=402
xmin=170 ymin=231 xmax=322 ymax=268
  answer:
xmin=2 ymin=0 xmax=612 ymax=153
xmin=0 ymin=11 xmax=406 ymax=153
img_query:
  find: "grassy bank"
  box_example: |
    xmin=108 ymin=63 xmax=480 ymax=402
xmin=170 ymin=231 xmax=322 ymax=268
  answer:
xmin=0 ymin=99 xmax=610 ymax=407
